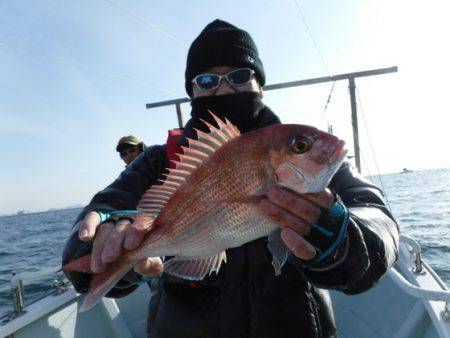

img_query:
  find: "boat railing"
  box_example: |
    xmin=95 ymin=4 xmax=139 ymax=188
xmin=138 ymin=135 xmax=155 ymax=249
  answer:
xmin=3 ymin=235 xmax=449 ymax=323
xmin=9 ymin=266 xmax=70 ymax=315
xmin=398 ymin=235 xmax=450 ymax=322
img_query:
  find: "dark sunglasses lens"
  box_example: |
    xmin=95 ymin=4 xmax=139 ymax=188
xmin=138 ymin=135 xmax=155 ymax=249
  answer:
xmin=228 ymin=69 xmax=252 ymax=85
xmin=196 ymin=74 xmax=220 ymax=90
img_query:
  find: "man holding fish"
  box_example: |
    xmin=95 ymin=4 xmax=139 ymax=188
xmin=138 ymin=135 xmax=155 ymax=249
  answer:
xmin=63 ymin=20 xmax=399 ymax=338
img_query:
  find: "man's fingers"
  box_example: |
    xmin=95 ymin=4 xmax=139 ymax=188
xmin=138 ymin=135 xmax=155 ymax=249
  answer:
xmin=79 ymin=211 xmax=101 ymax=241
xmin=134 ymin=257 xmax=164 ymax=277
xmin=301 ymin=189 xmax=335 ymax=209
xmin=259 ymin=199 xmax=310 ymax=235
xmin=91 ymin=222 xmax=114 ymax=273
xmin=266 ymin=186 xmax=321 ymax=224
xmin=124 ymin=216 xmax=155 ymax=250
xmin=281 ymin=228 xmax=316 ymax=260
xmin=101 ymin=219 xmax=131 ymax=263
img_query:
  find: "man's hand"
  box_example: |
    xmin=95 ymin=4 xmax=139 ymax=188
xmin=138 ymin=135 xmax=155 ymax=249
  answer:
xmin=78 ymin=211 xmax=163 ymax=276
xmin=258 ymin=186 xmax=335 ymax=260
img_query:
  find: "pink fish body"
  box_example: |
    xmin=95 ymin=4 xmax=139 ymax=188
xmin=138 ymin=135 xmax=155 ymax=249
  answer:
xmin=63 ymin=113 xmax=347 ymax=311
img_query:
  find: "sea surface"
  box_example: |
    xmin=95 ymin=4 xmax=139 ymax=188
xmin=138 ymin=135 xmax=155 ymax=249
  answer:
xmin=0 ymin=168 xmax=449 ymax=316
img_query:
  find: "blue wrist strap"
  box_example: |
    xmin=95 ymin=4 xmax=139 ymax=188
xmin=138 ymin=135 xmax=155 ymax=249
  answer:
xmin=300 ymin=201 xmax=349 ymax=266
xmin=96 ymin=211 xmax=110 ymax=223
xmin=96 ymin=210 xmax=138 ymax=223
xmin=130 ymin=275 xmax=158 ymax=286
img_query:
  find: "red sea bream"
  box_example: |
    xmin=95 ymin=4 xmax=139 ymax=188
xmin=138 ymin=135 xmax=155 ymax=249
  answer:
xmin=63 ymin=113 xmax=347 ymax=311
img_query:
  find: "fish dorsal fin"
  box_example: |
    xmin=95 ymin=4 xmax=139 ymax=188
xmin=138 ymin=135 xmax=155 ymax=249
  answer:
xmin=137 ymin=112 xmax=240 ymax=218
xmin=163 ymin=251 xmax=227 ymax=280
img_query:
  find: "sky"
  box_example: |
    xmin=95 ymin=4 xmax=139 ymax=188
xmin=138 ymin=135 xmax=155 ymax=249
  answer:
xmin=1 ymin=0 xmax=449 ymax=215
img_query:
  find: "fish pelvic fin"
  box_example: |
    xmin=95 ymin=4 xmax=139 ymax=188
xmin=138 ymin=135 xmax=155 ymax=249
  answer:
xmin=268 ymin=229 xmax=289 ymax=276
xmin=62 ymin=254 xmax=93 ymax=274
xmin=163 ymin=251 xmax=227 ymax=280
xmin=79 ymin=255 xmax=135 ymax=312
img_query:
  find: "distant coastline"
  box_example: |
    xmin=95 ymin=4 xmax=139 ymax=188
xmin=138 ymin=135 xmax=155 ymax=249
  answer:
xmin=0 ymin=205 xmax=83 ymax=218
xmin=2 ymin=167 xmax=449 ymax=218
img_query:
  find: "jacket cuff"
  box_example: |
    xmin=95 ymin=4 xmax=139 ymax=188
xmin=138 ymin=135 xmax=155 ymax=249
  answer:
xmin=306 ymin=233 xmax=350 ymax=271
xmin=293 ymin=219 xmax=371 ymax=291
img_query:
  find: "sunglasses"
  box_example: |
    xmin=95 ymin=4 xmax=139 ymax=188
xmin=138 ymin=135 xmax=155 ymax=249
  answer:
xmin=120 ymin=147 xmax=138 ymax=158
xmin=191 ymin=68 xmax=255 ymax=91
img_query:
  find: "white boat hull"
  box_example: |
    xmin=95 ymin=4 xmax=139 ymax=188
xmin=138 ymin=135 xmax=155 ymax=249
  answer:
xmin=1 ymin=238 xmax=449 ymax=338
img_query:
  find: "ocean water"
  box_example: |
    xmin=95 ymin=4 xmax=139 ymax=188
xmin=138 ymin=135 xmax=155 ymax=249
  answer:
xmin=0 ymin=168 xmax=449 ymax=316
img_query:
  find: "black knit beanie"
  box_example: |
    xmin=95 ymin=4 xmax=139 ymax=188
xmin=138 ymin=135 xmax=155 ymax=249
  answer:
xmin=185 ymin=19 xmax=266 ymax=97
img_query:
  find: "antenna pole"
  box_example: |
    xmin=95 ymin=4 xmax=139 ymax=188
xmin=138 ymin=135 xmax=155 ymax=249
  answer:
xmin=348 ymin=78 xmax=361 ymax=173
xmin=175 ymin=103 xmax=183 ymax=128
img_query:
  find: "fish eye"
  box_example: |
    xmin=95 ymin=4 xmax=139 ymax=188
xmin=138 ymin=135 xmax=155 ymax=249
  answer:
xmin=290 ymin=136 xmax=313 ymax=154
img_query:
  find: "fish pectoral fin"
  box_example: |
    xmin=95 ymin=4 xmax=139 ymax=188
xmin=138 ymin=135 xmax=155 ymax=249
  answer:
xmin=163 ymin=251 xmax=227 ymax=280
xmin=267 ymin=229 xmax=289 ymax=276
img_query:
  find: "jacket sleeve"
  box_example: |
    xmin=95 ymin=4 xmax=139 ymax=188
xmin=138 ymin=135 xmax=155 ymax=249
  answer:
xmin=293 ymin=162 xmax=400 ymax=294
xmin=61 ymin=145 xmax=167 ymax=297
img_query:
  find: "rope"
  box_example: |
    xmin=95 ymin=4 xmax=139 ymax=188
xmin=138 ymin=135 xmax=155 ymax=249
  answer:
xmin=0 ymin=40 xmax=177 ymax=96
xmin=319 ymin=81 xmax=336 ymax=130
xmin=103 ymin=0 xmax=187 ymax=47
xmin=293 ymin=0 xmax=332 ymax=76
xmin=360 ymin=149 xmax=374 ymax=181
xmin=355 ymin=86 xmax=393 ymax=212
xmin=292 ymin=0 xmax=335 ymax=131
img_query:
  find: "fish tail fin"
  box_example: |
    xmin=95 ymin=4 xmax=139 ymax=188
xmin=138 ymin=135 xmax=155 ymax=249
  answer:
xmin=79 ymin=255 xmax=135 ymax=312
xmin=62 ymin=254 xmax=93 ymax=274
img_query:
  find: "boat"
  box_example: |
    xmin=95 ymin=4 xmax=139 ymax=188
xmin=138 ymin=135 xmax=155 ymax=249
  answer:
xmin=1 ymin=235 xmax=449 ymax=338
xmin=1 ymin=68 xmax=449 ymax=338
xmin=402 ymin=168 xmax=414 ymax=174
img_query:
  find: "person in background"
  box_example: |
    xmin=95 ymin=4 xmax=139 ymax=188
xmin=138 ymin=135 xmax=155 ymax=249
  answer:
xmin=63 ymin=19 xmax=399 ymax=338
xmin=116 ymin=135 xmax=146 ymax=166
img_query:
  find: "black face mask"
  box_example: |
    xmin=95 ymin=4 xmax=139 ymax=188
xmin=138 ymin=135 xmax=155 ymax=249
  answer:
xmin=189 ymin=91 xmax=265 ymax=133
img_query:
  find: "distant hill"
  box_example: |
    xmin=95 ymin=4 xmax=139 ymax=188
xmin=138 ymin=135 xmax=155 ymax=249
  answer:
xmin=0 ymin=204 xmax=84 ymax=218
xmin=46 ymin=204 xmax=84 ymax=212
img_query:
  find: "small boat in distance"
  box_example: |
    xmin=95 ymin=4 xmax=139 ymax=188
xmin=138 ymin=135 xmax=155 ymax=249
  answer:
xmin=402 ymin=168 xmax=414 ymax=174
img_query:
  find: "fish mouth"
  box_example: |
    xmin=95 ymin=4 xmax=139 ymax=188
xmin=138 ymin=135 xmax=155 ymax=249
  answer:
xmin=312 ymin=138 xmax=347 ymax=165
xmin=330 ymin=140 xmax=347 ymax=163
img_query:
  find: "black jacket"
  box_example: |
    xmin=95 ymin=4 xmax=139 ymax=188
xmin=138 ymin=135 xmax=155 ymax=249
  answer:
xmin=62 ymin=107 xmax=399 ymax=338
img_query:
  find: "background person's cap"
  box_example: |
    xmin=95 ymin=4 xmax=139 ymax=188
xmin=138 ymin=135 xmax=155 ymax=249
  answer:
xmin=116 ymin=135 xmax=142 ymax=152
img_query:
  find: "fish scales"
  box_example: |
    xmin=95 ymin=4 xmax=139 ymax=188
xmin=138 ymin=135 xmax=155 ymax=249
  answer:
xmin=161 ymin=146 xmax=264 ymax=227
xmin=172 ymin=202 xmax=273 ymax=257
xmin=140 ymin=144 xmax=272 ymax=258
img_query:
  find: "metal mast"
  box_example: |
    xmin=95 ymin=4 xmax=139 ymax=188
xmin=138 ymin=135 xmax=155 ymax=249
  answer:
xmin=146 ymin=66 xmax=398 ymax=173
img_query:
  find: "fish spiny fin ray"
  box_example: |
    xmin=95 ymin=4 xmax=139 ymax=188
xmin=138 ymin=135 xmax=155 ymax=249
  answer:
xmin=172 ymin=160 xmax=197 ymax=173
xmin=137 ymin=113 xmax=240 ymax=219
xmin=225 ymin=117 xmax=241 ymax=137
xmin=186 ymin=138 xmax=216 ymax=155
xmin=206 ymin=110 xmax=241 ymax=140
xmin=163 ymin=251 xmax=227 ymax=280
xmin=194 ymin=127 xmax=225 ymax=148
